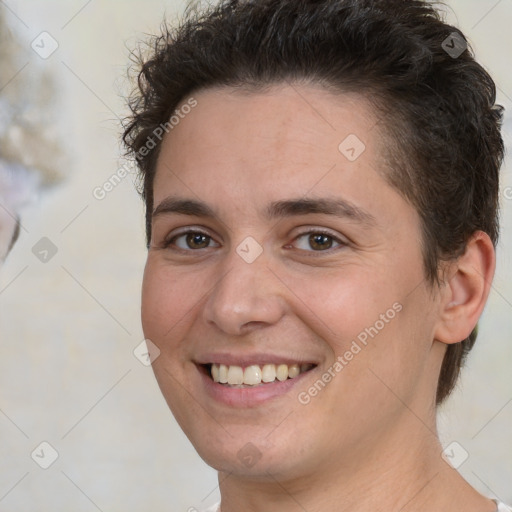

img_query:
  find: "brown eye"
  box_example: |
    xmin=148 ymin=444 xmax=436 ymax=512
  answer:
xmin=292 ymin=230 xmax=345 ymax=252
xmin=165 ymin=230 xmax=219 ymax=250
xmin=308 ymin=233 xmax=334 ymax=251
xmin=185 ymin=232 xmax=211 ymax=249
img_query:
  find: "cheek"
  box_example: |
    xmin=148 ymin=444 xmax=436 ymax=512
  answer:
xmin=140 ymin=258 xmax=213 ymax=346
xmin=304 ymin=263 xmax=429 ymax=379
xmin=296 ymin=267 xmax=391 ymax=350
xmin=142 ymin=260 xmax=188 ymax=341
xmin=334 ymin=285 xmax=436 ymax=410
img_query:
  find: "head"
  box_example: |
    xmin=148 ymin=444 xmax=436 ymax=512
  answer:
xmin=123 ymin=0 xmax=503 ymax=479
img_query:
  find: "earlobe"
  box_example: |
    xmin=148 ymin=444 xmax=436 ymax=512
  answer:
xmin=434 ymin=231 xmax=495 ymax=345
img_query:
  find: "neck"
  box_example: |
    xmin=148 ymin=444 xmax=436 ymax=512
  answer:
xmin=217 ymin=413 xmax=495 ymax=512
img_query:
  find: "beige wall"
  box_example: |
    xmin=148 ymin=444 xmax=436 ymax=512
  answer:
xmin=0 ymin=1 xmax=510 ymax=510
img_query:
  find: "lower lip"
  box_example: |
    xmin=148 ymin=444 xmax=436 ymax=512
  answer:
xmin=198 ymin=366 xmax=314 ymax=407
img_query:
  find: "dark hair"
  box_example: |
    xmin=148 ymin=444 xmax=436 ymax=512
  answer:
xmin=122 ymin=0 xmax=504 ymax=404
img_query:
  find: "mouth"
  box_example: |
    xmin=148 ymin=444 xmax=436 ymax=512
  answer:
xmin=195 ymin=360 xmax=318 ymax=407
xmin=202 ymin=362 xmax=316 ymax=387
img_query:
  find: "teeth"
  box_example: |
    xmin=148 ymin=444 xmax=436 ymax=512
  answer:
xmin=261 ymin=364 xmax=276 ymax=383
xmin=227 ymin=365 xmax=244 ymax=385
xmin=211 ymin=364 xmax=220 ymax=382
xmin=288 ymin=364 xmax=300 ymax=378
xmin=243 ymin=365 xmax=262 ymax=385
xmin=219 ymin=364 xmax=228 ymax=384
xmin=210 ymin=362 xmax=313 ymax=386
xmin=276 ymin=364 xmax=288 ymax=381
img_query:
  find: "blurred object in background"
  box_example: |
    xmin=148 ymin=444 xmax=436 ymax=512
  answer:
xmin=0 ymin=8 xmax=65 ymax=261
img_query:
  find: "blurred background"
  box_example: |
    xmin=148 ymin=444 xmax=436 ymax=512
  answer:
xmin=0 ymin=0 xmax=510 ymax=510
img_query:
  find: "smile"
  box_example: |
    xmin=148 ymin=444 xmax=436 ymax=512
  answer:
xmin=209 ymin=363 xmax=316 ymax=386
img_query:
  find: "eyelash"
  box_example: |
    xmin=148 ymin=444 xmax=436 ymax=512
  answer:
xmin=163 ymin=228 xmax=347 ymax=254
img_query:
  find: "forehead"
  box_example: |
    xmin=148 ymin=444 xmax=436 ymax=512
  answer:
xmin=153 ymin=84 xmax=386 ymax=205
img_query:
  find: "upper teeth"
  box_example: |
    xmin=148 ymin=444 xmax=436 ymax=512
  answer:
xmin=210 ymin=363 xmax=313 ymax=386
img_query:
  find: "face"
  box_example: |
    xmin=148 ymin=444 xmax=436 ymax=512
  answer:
xmin=142 ymin=84 xmax=444 ymax=481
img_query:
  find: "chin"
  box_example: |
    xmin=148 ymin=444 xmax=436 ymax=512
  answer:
xmin=187 ymin=423 xmax=315 ymax=481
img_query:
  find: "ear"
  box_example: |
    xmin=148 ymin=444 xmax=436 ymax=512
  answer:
xmin=434 ymin=231 xmax=496 ymax=345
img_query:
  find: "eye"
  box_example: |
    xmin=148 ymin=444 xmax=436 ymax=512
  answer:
xmin=291 ymin=230 xmax=345 ymax=252
xmin=165 ymin=230 xmax=220 ymax=250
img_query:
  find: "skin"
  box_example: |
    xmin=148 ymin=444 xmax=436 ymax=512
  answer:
xmin=141 ymin=84 xmax=496 ymax=512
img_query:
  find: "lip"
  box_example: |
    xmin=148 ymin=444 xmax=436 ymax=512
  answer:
xmin=196 ymin=362 xmax=317 ymax=407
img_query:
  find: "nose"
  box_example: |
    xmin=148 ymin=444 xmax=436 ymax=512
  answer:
xmin=202 ymin=246 xmax=287 ymax=336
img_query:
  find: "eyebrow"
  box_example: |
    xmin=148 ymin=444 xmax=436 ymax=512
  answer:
xmin=152 ymin=196 xmax=377 ymax=227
